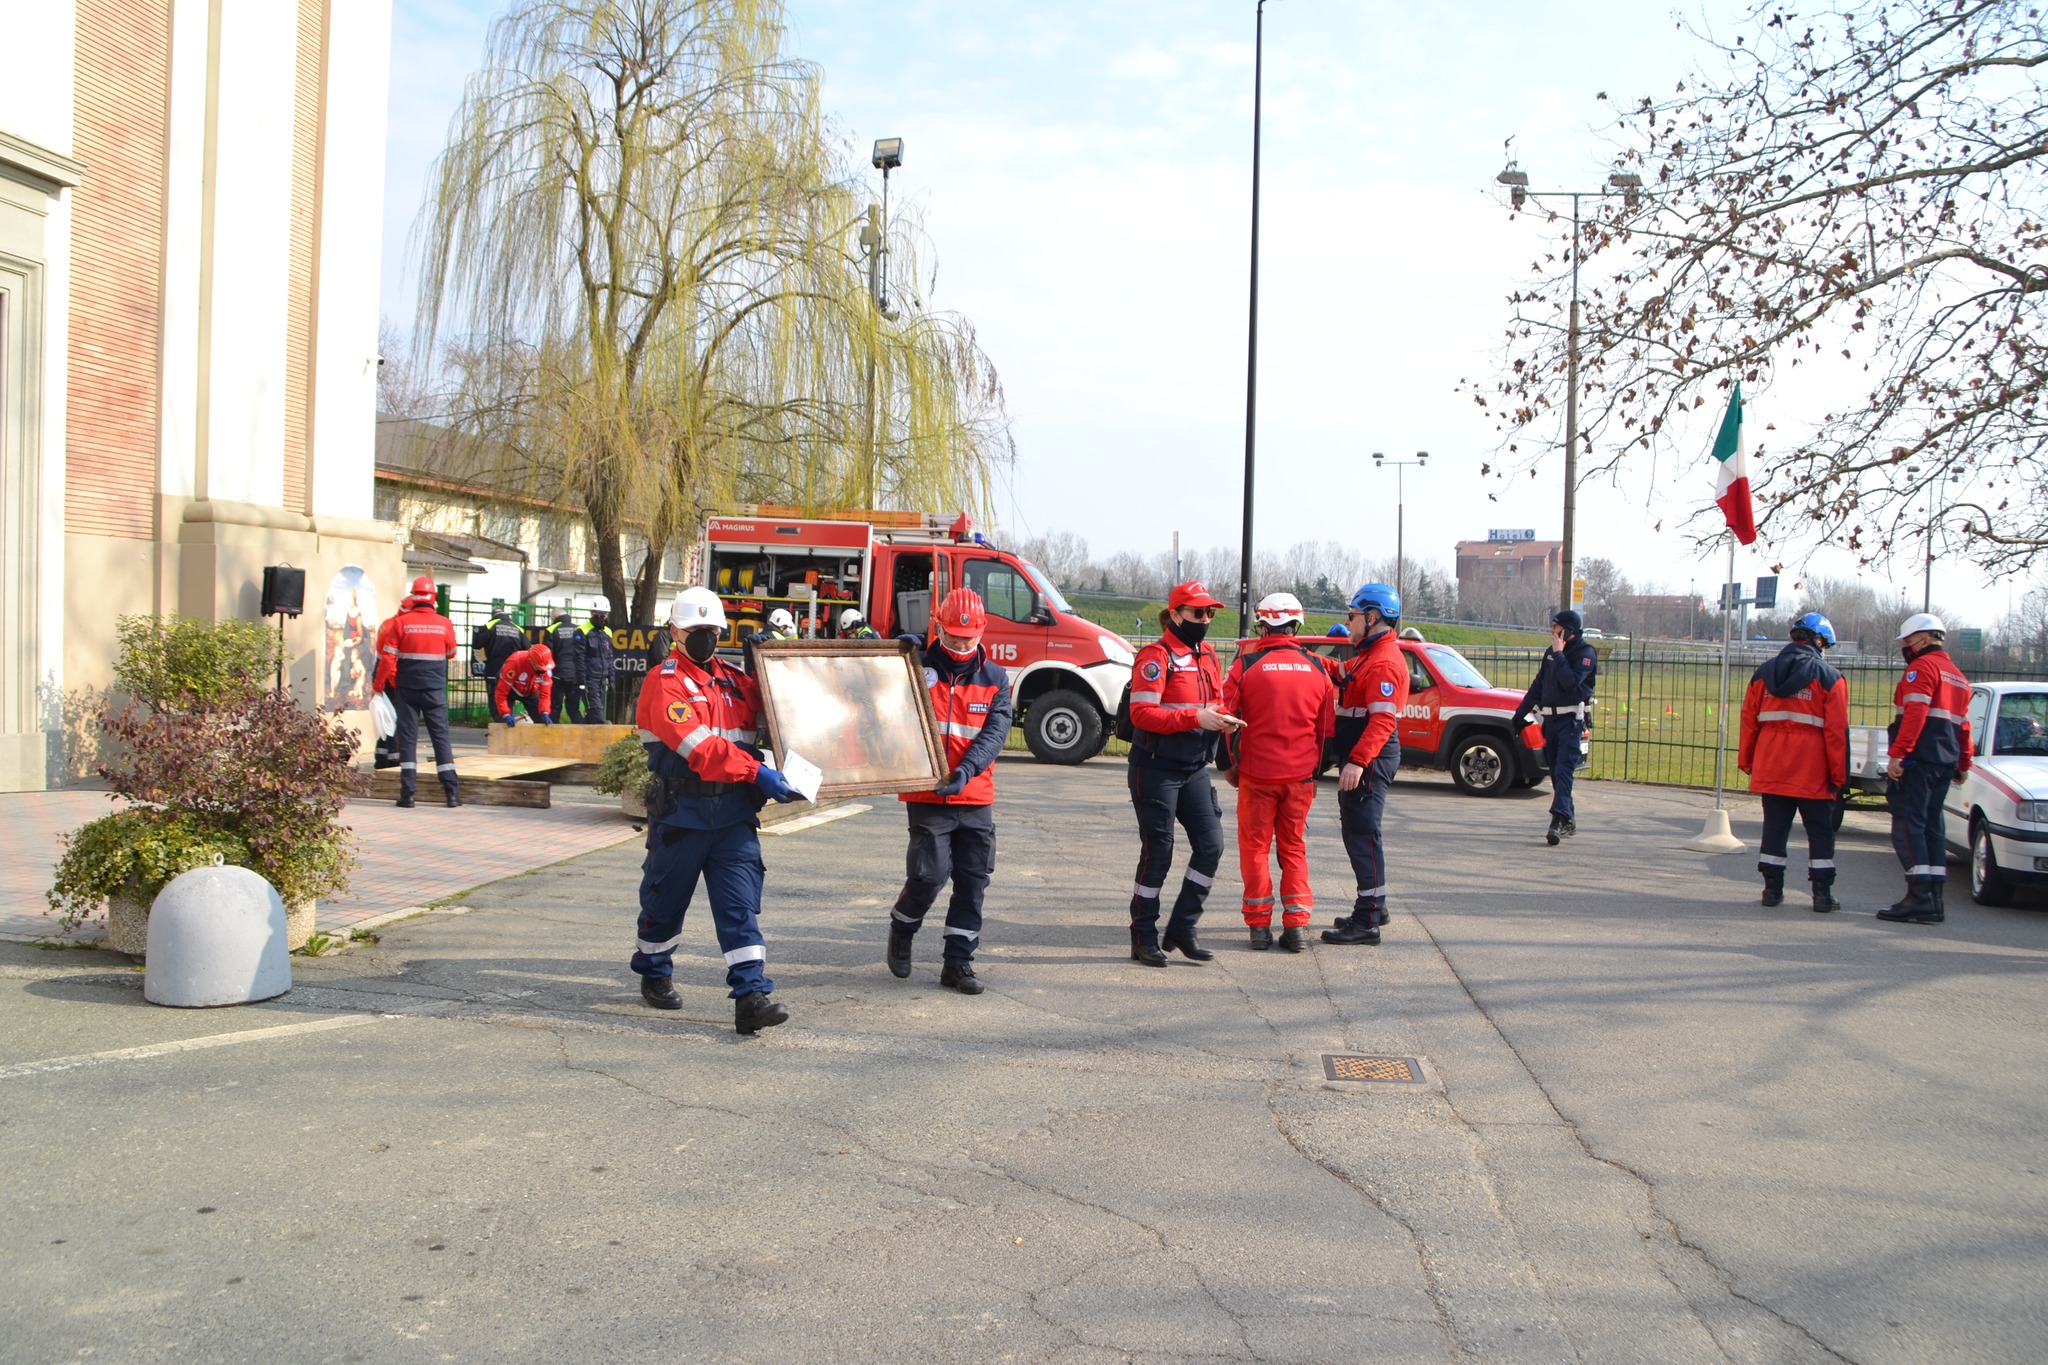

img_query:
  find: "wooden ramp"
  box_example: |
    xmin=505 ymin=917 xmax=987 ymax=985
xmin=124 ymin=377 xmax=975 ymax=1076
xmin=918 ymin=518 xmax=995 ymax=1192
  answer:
xmin=357 ymin=754 xmax=579 ymax=809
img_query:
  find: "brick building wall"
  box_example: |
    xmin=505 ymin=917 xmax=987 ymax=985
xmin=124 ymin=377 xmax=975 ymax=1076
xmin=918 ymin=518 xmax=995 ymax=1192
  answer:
xmin=65 ymin=0 xmax=171 ymax=542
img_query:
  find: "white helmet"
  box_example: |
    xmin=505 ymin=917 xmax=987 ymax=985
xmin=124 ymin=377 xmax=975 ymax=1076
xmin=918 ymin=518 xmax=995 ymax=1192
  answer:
xmin=767 ymin=607 xmax=796 ymax=633
xmin=669 ymin=586 xmax=728 ymax=632
xmin=839 ymin=608 xmax=864 ymax=630
xmin=1896 ymin=612 xmax=1946 ymax=641
xmin=1255 ymin=592 xmax=1306 ymax=628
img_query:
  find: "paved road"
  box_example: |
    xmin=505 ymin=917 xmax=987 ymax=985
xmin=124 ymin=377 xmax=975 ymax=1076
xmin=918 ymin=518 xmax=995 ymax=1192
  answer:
xmin=3 ymin=760 xmax=2044 ymax=1362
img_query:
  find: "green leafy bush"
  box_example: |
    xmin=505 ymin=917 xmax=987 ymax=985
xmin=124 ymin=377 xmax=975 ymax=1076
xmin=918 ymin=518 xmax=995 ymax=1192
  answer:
xmin=46 ymin=810 xmax=251 ymax=931
xmin=114 ymin=614 xmax=281 ymax=714
xmin=594 ymin=735 xmax=650 ymax=796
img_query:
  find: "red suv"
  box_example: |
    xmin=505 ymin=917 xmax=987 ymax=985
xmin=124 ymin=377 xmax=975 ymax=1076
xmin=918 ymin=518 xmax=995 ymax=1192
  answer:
xmin=1237 ymin=631 xmax=1547 ymax=796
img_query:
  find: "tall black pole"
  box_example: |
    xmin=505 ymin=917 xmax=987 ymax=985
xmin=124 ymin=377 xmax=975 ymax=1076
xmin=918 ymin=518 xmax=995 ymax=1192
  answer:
xmin=1560 ymin=192 xmax=1581 ymax=612
xmin=1238 ymin=0 xmax=1266 ymax=633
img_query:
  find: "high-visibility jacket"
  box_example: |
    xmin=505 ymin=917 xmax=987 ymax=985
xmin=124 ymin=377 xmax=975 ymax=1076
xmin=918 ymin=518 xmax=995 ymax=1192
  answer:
xmin=903 ymin=639 xmax=1013 ymax=806
xmin=636 ymin=648 xmax=765 ymax=830
xmin=1891 ymin=646 xmax=1974 ymax=772
xmin=494 ymin=649 xmax=554 ymax=717
xmin=1738 ymin=642 xmax=1850 ymax=800
xmin=473 ymin=614 xmax=528 ymax=674
xmin=373 ymin=602 xmax=459 ymax=694
xmin=1335 ymin=627 xmax=1408 ymax=766
xmin=1128 ymin=633 xmax=1225 ymax=770
xmin=1222 ymin=637 xmax=1335 ymax=783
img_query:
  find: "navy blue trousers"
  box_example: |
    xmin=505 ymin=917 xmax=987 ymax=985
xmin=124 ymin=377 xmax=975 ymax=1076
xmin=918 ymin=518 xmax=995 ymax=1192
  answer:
xmin=392 ymin=685 xmax=459 ymax=801
xmin=1339 ymin=745 xmax=1400 ymax=924
xmin=550 ymin=680 xmax=587 ymax=724
xmin=894 ymin=803 xmax=994 ymax=965
xmin=1542 ymin=716 xmax=1583 ymax=820
xmin=1890 ymin=761 xmax=1954 ymax=883
xmin=1127 ymin=763 xmax=1223 ymax=932
xmin=582 ymin=675 xmax=608 ymax=724
xmin=1758 ymin=794 xmax=1836 ymax=888
xmin=632 ymin=821 xmax=771 ymax=997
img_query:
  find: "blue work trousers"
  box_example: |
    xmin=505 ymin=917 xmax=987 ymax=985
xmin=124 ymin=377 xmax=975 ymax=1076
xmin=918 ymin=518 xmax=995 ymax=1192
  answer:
xmin=551 ymin=680 xmax=587 ymax=724
xmin=1542 ymin=716 xmax=1584 ymax=820
xmin=582 ymin=675 xmax=609 ymax=724
xmin=1127 ymin=763 xmax=1223 ymax=932
xmin=1890 ymin=761 xmax=1954 ymax=883
xmin=1759 ymin=794 xmax=1836 ymax=888
xmin=392 ymin=685 xmax=459 ymax=801
xmin=632 ymin=821 xmax=771 ymax=997
xmin=894 ymin=803 xmax=994 ymax=965
xmin=1339 ymin=745 xmax=1400 ymax=925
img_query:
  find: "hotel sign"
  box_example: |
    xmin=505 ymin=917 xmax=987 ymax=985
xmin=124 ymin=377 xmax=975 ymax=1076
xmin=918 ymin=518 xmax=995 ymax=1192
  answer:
xmin=1487 ymin=529 xmax=1537 ymax=543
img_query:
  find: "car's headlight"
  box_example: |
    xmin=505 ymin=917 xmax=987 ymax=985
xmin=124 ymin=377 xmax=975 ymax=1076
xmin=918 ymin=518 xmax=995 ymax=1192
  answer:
xmin=1098 ymin=636 xmax=1134 ymax=667
xmin=2016 ymin=800 xmax=2048 ymax=824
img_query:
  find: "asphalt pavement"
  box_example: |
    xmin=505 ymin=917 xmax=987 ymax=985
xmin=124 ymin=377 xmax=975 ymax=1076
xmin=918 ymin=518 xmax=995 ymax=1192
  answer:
xmin=3 ymin=759 xmax=2044 ymax=1363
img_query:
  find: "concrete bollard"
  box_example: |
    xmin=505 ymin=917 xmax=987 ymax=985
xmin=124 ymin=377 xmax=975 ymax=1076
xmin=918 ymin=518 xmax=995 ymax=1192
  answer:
xmin=143 ymin=861 xmax=293 ymax=1007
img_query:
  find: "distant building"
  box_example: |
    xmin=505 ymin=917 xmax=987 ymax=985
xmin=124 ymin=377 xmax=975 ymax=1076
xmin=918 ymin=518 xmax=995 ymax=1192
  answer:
xmin=1455 ymin=539 xmax=1563 ymax=596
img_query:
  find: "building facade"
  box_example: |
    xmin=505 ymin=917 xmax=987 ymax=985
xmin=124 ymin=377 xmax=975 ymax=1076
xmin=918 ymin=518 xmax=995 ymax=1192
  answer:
xmin=0 ymin=0 xmax=397 ymax=789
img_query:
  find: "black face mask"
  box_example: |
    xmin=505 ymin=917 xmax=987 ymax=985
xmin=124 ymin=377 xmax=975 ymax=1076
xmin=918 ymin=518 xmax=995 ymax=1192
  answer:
xmin=682 ymin=630 xmax=718 ymax=664
xmin=1167 ymin=617 xmax=1210 ymax=647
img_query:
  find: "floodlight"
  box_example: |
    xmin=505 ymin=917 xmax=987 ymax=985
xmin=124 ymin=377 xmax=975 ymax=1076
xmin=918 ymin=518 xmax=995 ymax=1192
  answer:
xmin=1607 ymin=171 xmax=1643 ymax=207
xmin=872 ymin=137 xmax=904 ymax=170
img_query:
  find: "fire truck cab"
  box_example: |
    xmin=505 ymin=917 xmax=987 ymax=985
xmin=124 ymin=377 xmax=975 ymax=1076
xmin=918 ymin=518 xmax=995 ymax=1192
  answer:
xmin=701 ymin=508 xmax=1133 ymax=763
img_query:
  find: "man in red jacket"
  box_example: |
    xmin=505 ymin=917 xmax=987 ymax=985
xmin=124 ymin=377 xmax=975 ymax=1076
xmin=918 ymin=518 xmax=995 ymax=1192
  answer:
xmin=1738 ymin=613 xmax=1850 ymax=913
xmin=493 ymin=642 xmax=555 ymax=725
xmin=1877 ymin=613 xmax=1974 ymax=924
xmin=1220 ymin=592 xmax=1335 ymax=952
xmin=373 ymin=576 xmax=464 ymax=809
xmin=1323 ymin=583 xmax=1408 ymax=945
xmin=888 ymin=589 xmax=1014 ymax=994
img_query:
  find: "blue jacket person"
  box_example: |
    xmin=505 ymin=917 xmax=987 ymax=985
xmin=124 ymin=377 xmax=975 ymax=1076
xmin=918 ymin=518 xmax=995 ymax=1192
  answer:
xmin=1518 ymin=609 xmax=1598 ymax=844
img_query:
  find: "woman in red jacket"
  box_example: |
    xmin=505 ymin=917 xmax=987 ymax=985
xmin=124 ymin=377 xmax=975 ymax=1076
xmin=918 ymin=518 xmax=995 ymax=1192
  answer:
xmin=1737 ymin=613 xmax=1849 ymax=913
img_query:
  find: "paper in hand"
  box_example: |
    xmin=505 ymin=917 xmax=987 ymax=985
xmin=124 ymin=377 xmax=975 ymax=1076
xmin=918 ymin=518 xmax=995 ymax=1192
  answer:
xmin=780 ymin=750 xmax=823 ymax=803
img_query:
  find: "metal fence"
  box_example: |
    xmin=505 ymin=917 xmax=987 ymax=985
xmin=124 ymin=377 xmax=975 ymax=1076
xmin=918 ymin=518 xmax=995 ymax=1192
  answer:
xmin=437 ymin=595 xmax=663 ymax=726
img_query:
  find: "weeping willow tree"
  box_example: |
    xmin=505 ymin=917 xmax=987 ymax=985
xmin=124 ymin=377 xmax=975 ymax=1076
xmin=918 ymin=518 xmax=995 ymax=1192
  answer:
xmin=416 ymin=0 xmax=1011 ymax=623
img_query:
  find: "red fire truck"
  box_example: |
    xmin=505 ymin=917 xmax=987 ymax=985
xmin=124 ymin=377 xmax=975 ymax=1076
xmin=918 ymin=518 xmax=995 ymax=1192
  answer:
xmin=700 ymin=508 xmax=1134 ymax=763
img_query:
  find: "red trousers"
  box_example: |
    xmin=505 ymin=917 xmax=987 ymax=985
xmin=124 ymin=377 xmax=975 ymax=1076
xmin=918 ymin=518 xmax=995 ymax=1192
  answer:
xmin=1237 ymin=775 xmax=1316 ymax=926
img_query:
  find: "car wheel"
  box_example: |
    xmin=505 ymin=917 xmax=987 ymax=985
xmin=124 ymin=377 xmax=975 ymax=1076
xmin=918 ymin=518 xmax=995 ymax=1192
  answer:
xmin=1833 ymin=794 xmax=1848 ymax=832
xmin=1449 ymin=732 xmax=1515 ymax=797
xmin=1970 ymin=817 xmax=2016 ymax=907
xmin=1024 ymin=689 xmax=1104 ymax=765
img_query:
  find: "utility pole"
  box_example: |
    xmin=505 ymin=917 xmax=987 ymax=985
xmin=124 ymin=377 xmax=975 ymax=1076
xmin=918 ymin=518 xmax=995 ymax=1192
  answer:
xmin=1237 ymin=0 xmax=1268 ymax=633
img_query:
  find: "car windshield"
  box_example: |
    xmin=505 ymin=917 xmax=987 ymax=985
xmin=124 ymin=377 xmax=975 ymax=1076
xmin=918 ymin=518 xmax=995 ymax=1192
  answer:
xmin=1993 ymin=693 xmax=2048 ymax=755
xmin=1426 ymin=646 xmax=1492 ymax=690
xmin=1017 ymin=560 xmax=1073 ymax=615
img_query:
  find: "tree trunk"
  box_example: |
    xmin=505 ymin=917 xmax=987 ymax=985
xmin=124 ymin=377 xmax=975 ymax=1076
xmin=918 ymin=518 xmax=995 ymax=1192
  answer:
xmin=591 ymin=500 xmax=629 ymax=627
xmin=630 ymin=535 xmax=665 ymax=626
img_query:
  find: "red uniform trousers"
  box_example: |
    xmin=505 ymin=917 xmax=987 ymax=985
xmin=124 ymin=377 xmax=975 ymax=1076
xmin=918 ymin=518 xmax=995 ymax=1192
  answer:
xmin=1237 ymin=776 xmax=1316 ymax=927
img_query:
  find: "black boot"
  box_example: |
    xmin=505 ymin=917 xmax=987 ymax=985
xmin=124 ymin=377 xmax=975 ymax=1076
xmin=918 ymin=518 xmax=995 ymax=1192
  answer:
xmin=734 ymin=991 xmax=789 ymax=1033
xmin=1545 ymin=814 xmax=1563 ymax=846
xmin=640 ymin=975 xmax=682 ymax=1010
xmin=1248 ymin=925 xmax=1274 ymax=951
xmin=1129 ymin=922 xmax=1168 ymax=967
xmin=1760 ymin=878 xmax=1785 ymax=907
xmin=1162 ymin=921 xmax=1213 ymax=961
xmin=1277 ymin=925 xmax=1305 ymax=953
xmin=1930 ymin=880 xmax=1948 ymax=922
xmin=396 ymin=792 xmax=415 ymax=809
xmin=940 ymin=961 xmax=985 ymax=994
xmin=1559 ymin=819 xmax=1577 ymax=839
xmin=1321 ymin=919 xmax=1381 ymax=945
xmin=1877 ymin=880 xmax=1940 ymax=923
xmin=445 ymin=790 xmax=463 ymax=809
xmin=887 ymin=921 xmax=916 ymax=978
xmin=1811 ymin=883 xmax=1841 ymax=914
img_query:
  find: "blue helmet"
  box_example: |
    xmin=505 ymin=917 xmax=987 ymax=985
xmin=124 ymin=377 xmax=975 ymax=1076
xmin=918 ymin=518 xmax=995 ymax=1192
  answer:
xmin=1791 ymin=612 xmax=1837 ymax=648
xmin=1350 ymin=582 xmax=1402 ymax=621
xmin=1328 ymin=622 xmax=1350 ymax=638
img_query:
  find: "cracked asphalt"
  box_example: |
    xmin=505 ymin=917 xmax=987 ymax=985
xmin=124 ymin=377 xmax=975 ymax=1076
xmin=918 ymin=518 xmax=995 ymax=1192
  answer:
xmin=3 ymin=757 xmax=2046 ymax=1363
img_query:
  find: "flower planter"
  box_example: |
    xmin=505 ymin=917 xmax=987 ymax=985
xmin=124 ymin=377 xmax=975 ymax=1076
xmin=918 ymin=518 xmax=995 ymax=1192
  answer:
xmin=106 ymin=888 xmax=150 ymax=956
xmin=286 ymin=900 xmax=316 ymax=952
xmin=621 ymin=785 xmax=647 ymax=819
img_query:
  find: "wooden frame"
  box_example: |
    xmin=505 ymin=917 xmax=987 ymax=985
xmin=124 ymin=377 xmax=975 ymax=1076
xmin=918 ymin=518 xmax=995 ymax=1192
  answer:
xmin=747 ymin=639 xmax=946 ymax=797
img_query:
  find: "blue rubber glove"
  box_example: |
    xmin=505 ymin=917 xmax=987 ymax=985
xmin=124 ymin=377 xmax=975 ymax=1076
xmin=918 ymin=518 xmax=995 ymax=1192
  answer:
xmin=538 ymin=714 xmax=553 ymax=725
xmin=754 ymin=765 xmax=799 ymax=803
xmin=933 ymin=767 xmax=969 ymax=798
xmin=499 ymin=714 xmax=514 ymax=726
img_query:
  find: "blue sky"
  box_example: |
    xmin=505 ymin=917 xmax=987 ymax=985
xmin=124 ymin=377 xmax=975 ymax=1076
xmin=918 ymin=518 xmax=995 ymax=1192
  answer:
xmin=380 ymin=1 xmax=2004 ymax=623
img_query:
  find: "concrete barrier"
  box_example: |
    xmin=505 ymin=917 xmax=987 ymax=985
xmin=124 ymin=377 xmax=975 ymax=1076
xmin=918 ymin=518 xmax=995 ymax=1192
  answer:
xmin=143 ymin=863 xmax=292 ymax=1007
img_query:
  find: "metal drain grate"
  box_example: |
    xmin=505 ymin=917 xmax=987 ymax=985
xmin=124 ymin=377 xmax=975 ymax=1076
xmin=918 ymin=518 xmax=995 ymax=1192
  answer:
xmin=1321 ymin=1054 xmax=1424 ymax=1084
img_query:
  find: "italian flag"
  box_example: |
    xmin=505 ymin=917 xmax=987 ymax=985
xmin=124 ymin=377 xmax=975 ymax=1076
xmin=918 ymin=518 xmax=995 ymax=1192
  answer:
xmin=1711 ymin=384 xmax=1757 ymax=545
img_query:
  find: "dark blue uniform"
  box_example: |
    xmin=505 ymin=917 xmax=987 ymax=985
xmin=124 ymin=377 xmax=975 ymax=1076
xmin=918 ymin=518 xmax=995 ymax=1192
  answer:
xmin=1518 ymin=636 xmax=1598 ymax=822
xmin=583 ymin=618 xmax=615 ymax=723
xmin=548 ymin=618 xmax=587 ymax=723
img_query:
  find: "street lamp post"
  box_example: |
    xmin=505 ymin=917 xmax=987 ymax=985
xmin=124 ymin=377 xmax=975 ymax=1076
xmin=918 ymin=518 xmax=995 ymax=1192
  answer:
xmin=1237 ymin=0 xmax=1269 ymax=635
xmin=1493 ymin=164 xmax=1641 ymax=612
xmin=861 ymin=137 xmax=904 ymax=505
xmin=1372 ymin=451 xmax=1428 ymax=601
xmin=1903 ymin=465 xmax=1958 ymax=612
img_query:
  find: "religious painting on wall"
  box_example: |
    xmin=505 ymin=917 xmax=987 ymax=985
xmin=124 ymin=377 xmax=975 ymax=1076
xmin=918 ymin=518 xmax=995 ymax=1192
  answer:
xmin=748 ymin=640 xmax=947 ymax=797
xmin=323 ymin=566 xmax=378 ymax=712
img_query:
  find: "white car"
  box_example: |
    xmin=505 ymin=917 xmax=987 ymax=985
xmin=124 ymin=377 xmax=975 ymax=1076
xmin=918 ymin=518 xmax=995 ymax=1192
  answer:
xmin=1944 ymin=682 xmax=2048 ymax=904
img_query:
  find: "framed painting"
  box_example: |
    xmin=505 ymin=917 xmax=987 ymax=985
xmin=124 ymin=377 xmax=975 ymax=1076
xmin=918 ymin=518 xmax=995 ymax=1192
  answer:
xmin=748 ymin=639 xmax=947 ymax=797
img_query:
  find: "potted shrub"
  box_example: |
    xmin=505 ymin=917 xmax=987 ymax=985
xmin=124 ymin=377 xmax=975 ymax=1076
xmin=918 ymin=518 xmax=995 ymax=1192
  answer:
xmin=594 ymin=734 xmax=651 ymax=818
xmin=46 ymin=615 xmax=361 ymax=953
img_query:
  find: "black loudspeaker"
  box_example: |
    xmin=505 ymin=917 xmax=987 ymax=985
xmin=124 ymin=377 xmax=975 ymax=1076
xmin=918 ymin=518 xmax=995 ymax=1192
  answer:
xmin=261 ymin=565 xmax=306 ymax=618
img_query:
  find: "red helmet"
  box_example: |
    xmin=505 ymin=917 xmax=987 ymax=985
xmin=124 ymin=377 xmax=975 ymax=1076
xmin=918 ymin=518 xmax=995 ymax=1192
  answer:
xmin=937 ymin=589 xmax=986 ymax=638
xmin=529 ymin=642 xmax=554 ymax=670
xmin=410 ymin=575 xmax=435 ymax=599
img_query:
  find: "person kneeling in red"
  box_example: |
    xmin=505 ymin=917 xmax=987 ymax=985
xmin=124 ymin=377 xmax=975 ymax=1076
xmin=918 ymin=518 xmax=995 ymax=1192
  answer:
xmin=1219 ymin=592 xmax=1335 ymax=952
xmin=493 ymin=643 xmax=555 ymax=725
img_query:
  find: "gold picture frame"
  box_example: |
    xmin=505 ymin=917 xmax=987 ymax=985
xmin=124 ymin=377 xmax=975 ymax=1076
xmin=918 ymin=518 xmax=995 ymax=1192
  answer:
xmin=747 ymin=639 xmax=947 ymax=797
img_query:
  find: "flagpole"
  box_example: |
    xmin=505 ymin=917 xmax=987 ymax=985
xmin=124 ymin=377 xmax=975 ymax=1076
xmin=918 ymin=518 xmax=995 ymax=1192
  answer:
xmin=1714 ymin=530 xmax=1734 ymax=808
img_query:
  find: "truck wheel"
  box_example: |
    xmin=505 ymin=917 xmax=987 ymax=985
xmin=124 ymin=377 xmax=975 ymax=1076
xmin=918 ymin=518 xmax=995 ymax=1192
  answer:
xmin=1449 ymin=732 xmax=1515 ymax=797
xmin=1970 ymin=817 xmax=2016 ymax=907
xmin=1833 ymin=794 xmax=1848 ymax=832
xmin=1025 ymin=690 xmax=1104 ymax=765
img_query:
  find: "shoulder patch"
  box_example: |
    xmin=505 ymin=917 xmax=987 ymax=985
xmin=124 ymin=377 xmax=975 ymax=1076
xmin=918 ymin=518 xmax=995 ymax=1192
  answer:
xmin=1906 ymin=670 xmax=1918 ymax=681
xmin=1380 ymin=680 xmax=1395 ymax=696
xmin=1140 ymin=659 xmax=1162 ymax=682
xmin=661 ymin=660 xmax=677 ymax=674
xmin=665 ymin=699 xmax=692 ymax=726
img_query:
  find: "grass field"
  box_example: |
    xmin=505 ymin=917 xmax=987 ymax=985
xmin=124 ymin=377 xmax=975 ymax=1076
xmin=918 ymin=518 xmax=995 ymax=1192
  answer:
xmin=1059 ymin=594 xmax=1546 ymax=649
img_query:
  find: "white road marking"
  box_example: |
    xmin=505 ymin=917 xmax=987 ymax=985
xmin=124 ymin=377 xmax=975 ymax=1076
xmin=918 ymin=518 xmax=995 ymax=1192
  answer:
xmin=760 ymin=802 xmax=872 ymax=836
xmin=0 ymin=1014 xmax=384 ymax=1080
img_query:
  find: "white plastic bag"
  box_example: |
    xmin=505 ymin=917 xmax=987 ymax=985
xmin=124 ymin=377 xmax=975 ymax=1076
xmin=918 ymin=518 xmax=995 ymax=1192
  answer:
xmin=369 ymin=690 xmax=397 ymax=740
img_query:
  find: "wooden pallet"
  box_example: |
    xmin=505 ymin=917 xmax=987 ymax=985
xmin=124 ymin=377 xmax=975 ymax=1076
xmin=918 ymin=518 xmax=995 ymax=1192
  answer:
xmin=356 ymin=753 xmax=576 ymax=809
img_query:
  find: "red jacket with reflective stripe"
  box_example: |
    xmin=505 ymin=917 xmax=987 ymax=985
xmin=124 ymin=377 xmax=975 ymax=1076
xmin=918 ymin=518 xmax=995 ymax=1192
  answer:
xmin=1222 ymin=638 xmax=1335 ymax=782
xmin=373 ymin=603 xmax=459 ymax=694
xmin=1336 ymin=628 xmax=1408 ymax=765
xmin=493 ymin=648 xmax=554 ymax=717
xmin=1738 ymin=644 xmax=1849 ymax=800
xmin=903 ymin=641 xmax=1013 ymax=806
xmin=1891 ymin=647 xmax=1973 ymax=772
xmin=634 ymin=649 xmax=763 ymax=784
xmin=1128 ymin=634 xmax=1225 ymax=769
